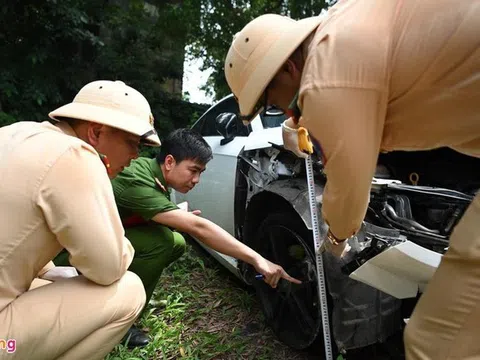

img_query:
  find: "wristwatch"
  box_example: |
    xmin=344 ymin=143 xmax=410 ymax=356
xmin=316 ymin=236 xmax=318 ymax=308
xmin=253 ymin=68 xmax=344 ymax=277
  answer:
xmin=326 ymin=229 xmax=347 ymax=246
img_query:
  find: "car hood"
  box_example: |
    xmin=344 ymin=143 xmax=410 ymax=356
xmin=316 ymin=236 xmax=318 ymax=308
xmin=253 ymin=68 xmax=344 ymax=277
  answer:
xmin=244 ymin=127 xmax=283 ymax=151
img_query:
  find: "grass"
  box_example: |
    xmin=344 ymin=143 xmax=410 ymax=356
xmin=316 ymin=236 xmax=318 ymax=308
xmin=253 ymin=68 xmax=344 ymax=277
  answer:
xmin=106 ymin=241 xmax=313 ymax=360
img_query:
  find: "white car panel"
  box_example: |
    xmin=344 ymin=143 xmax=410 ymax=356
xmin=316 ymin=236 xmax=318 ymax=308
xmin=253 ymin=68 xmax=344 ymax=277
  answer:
xmin=350 ymin=241 xmax=442 ymax=299
xmin=243 ymin=126 xmax=283 ymax=151
xmin=249 ymin=114 xmax=265 ymax=132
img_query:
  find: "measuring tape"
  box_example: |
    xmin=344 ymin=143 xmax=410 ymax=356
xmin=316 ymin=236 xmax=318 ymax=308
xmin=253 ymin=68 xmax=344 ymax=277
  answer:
xmin=298 ymin=127 xmax=334 ymax=360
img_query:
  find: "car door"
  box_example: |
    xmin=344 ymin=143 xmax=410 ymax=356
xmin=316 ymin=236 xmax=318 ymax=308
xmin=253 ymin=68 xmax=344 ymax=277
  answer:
xmin=174 ymin=95 xmax=248 ymax=236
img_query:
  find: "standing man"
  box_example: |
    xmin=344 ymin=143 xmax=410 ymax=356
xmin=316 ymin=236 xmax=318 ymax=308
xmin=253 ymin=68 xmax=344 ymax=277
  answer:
xmin=223 ymin=1 xmax=479 ymax=359
xmin=0 ymin=80 xmax=160 ymax=360
xmin=108 ymin=128 xmax=301 ymax=346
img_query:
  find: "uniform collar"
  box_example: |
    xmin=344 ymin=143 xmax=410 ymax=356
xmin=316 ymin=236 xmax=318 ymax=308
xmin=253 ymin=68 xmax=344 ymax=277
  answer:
xmin=149 ymin=158 xmax=169 ymax=193
xmin=286 ymin=91 xmax=301 ymax=124
xmin=54 ymin=121 xmax=79 ymax=138
xmin=288 ymin=91 xmax=300 ymax=112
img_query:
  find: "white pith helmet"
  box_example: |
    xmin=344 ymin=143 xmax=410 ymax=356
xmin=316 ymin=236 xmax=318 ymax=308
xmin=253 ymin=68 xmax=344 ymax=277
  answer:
xmin=224 ymin=14 xmax=323 ymax=122
xmin=49 ymin=80 xmax=161 ymax=146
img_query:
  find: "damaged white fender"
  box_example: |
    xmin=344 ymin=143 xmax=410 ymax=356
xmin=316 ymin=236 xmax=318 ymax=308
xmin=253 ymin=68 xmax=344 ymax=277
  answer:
xmin=349 ymin=241 xmax=442 ymax=299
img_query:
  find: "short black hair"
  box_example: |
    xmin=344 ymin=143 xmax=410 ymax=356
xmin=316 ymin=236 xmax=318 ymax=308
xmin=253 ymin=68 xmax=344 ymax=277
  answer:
xmin=156 ymin=128 xmax=213 ymax=165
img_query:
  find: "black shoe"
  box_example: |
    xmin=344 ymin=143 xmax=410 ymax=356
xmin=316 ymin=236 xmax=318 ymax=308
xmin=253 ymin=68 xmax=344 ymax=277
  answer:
xmin=121 ymin=325 xmax=149 ymax=348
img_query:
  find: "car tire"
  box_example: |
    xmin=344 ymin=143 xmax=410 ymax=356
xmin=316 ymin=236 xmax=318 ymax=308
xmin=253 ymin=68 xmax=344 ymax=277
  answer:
xmin=246 ymin=210 xmax=335 ymax=355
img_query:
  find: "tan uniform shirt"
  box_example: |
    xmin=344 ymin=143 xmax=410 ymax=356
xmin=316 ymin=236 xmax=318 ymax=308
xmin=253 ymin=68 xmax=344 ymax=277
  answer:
xmin=298 ymin=0 xmax=480 ymax=239
xmin=0 ymin=121 xmax=134 ymax=312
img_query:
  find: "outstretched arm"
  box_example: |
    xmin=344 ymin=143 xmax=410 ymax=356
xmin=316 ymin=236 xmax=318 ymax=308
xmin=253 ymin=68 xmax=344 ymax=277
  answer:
xmin=153 ymin=209 xmax=301 ymax=288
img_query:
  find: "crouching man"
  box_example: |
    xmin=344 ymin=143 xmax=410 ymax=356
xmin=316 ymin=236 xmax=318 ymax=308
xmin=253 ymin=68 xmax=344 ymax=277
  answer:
xmin=110 ymin=128 xmax=301 ymax=346
xmin=0 ymin=80 xmax=161 ymax=360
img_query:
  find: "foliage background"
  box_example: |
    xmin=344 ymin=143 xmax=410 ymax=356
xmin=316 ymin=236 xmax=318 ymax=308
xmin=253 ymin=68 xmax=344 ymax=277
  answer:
xmin=185 ymin=0 xmax=330 ymax=100
xmin=0 ymin=0 xmax=331 ymax=141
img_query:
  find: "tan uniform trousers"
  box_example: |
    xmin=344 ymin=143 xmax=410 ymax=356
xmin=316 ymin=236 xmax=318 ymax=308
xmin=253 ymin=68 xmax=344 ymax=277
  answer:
xmin=0 ymin=271 xmax=146 ymax=360
xmin=404 ymin=193 xmax=480 ymax=359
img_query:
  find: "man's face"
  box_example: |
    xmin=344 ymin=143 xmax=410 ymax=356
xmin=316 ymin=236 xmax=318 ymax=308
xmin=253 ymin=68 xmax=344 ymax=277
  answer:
xmin=264 ymin=58 xmax=302 ymax=112
xmin=94 ymin=126 xmax=141 ymax=178
xmin=266 ymin=83 xmax=297 ymax=113
xmin=167 ymin=157 xmax=207 ymax=194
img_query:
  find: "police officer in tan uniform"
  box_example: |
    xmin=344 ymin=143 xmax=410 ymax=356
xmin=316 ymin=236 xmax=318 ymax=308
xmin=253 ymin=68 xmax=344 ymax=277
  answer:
xmin=224 ymin=0 xmax=480 ymax=358
xmin=0 ymin=80 xmax=161 ymax=360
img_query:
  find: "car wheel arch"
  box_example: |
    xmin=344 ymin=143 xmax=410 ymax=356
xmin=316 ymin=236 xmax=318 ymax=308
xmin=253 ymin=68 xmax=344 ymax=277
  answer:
xmin=243 ymin=178 xmax=325 ymax=243
xmin=240 ymin=186 xmax=333 ymax=353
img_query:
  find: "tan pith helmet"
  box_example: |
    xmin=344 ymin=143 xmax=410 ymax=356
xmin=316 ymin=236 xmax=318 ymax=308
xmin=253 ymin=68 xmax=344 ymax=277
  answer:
xmin=224 ymin=14 xmax=323 ymax=122
xmin=49 ymin=80 xmax=161 ymax=146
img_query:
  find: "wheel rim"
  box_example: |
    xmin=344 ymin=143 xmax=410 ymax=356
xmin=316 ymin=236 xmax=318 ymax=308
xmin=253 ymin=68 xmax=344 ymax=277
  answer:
xmin=250 ymin=222 xmax=321 ymax=350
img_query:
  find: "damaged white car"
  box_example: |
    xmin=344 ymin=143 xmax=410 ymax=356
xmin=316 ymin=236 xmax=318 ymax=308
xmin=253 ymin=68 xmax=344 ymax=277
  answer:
xmin=173 ymin=94 xmax=480 ymax=357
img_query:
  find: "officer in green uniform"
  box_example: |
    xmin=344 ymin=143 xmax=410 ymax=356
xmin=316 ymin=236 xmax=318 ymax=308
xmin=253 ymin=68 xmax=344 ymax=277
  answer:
xmin=56 ymin=128 xmax=300 ymax=347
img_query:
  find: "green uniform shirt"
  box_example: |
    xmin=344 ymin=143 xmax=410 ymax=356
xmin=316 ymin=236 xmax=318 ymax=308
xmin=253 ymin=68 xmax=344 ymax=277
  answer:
xmin=112 ymin=157 xmax=178 ymax=224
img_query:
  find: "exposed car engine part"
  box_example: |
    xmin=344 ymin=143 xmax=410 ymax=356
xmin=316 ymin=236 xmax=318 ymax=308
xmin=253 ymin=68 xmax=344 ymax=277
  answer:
xmin=341 ymin=223 xmax=406 ymax=275
xmin=378 ymin=148 xmax=480 ymax=194
xmin=367 ymin=182 xmax=473 ymax=252
xmin=383 ymin=203 xmax=440 ymax=234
